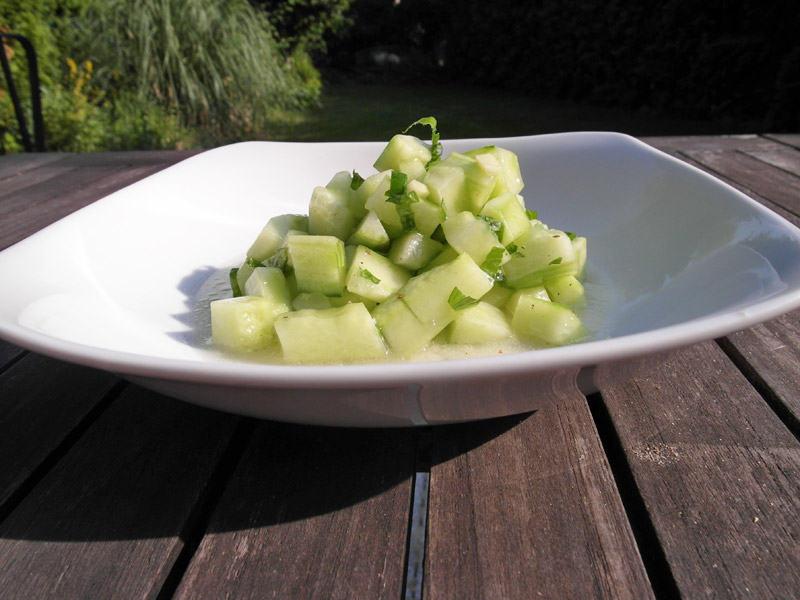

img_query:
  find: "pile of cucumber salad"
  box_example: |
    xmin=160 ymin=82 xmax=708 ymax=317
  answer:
xmin=210 ymin=118 xmax=589 ymax=364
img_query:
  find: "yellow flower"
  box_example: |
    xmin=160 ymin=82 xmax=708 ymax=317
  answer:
xmin=66 ymin=57 xmax=77 ymax=76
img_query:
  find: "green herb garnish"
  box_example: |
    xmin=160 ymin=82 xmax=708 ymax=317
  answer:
xmin=480 ymin=246 xmax=506 ymax=275
xmin=448 ymin=287 xmax=480 ymax=311
xmin=549 ymin=257 xmax=563 ymax=265
xmin=404 ymin=116 xmax=442 ymax=167
xmin=229 ymin=268 xmax=243 ymax=297
xmin=385 ymin=171 xmax=418 ymax=232
xmin=526 ymin=209 xmax=538 ymax=220
xmin=358 ymin=268 xmax=381 ymax=284
xmin=351 ymin=170 xmax=365 ymax=190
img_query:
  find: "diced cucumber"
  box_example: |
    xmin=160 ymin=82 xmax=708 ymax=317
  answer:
xmin=246 ymin=214 xmax=308 ymax=262
xmin=438 ymin=152 xmax=497 ymax=213
xmin=400 ymin=252 xmax=494 ymax=332
xmin=292 ymin=292 xmax=334 ymax=310
xmin=363 ymin=171 xmax=403 ymax=238
xmin=275 ymin=303 xmax=387 ymax=363
xmin=441 ymin=211 xmax=509 ymax=271
xmin=345 ymin=245 xmax=411 ymax=302
xmin=464 ymin=145 xmax=524 ymax=197
xmin=388 ymin=232 xmax=444 ymax=271
xmin=211 ymin=296 xmax=279 ymax=351
xmin=544 ymin=274 xmax=586 ymax=307
xmin=480 ymin=283 xmax=513 ymax=308
xmin=347 ymin=211 xmax=391 ymax=251
xmin=572 ymin=235 xmax=587 ymax=278
xmin=411 ymin=197 xmax=446 ymax=237
xmin=308 ymin=183 xmax=357 ymax=241
xmin=373 ymin=134 xmax=432 ymax=181
xmin=504 ymin=286 xmax=551 ymax=319
xmin=287 ymin=233 xmax=346 ymax=296
xmin=446 ymin=301 xmax=512 ymax=344
xmin=508 ymin=296 xmax=585 ymax=345
xmin=243 ymin=266 xmax=292 ymax=316
xmin=502 ymin=226 xmax=578 ymax=288
xmin=479 ymin=192 xmax=531 ymax=245
xmin=416 ymin=244 xmax=458 ymax=273
xmin=372 ymin=295 xmax=436 ymax=356
xmin=422 ymin=163 xmax=469 ymax=216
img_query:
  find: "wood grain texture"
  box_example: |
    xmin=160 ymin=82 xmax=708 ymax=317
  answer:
xmin=174 ymin=421 xmax=417 ymax=600
xmin=424 ymin=381 xmax=653 ymax=600
xmin=0 ymin=339 xmax=24 ymax=370
xmin=0 ymin=152 xmax=72 ymax=180
xmin=0 ymin=385 xmax=239 ymax=599
xmin=0 ymin=151 xmax=201 ymax=250
xmin=0 ymin=354 xmax=118 ymax=509
xmin=597 ymin=341 xmax=800 ymax=598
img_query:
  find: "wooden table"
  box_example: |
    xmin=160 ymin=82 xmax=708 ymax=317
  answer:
xmin=1 ymin=136 xmax=799 ymax=599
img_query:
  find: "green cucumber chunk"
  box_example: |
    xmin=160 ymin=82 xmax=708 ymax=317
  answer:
xmin=544 ymin=274 xmax=586 ymax=307
xmin=479 ymin=192 xmax=531 ymax=245
xmin=347 ymin=210 xmax=391 ymax=251
xmin=373 ymin=134 xmax=432 ymax=181
xmin=211 ymin=296 xmax=280 ymax=351
xmin=388 ymin=232 xmax=444 ymax=271
xmin=243 ymin=266 xmax=292 ymax=315
xmin=274 ymin=303 xmax=387 ymax=363
xmin=286 ymin=233 xmax=346 ymax=296
xmin=446 ymin=300 xmax=513 ymax=344
xmin=463 ymin=145 xmax=524 ymax=197
xmin=246 ymin=214 xmax=308 ymax=263
xmin=372 ymin=295 xmax=436 ymax=356
xmin=508 ymin=296 xmax=585 ymax=345
xmin=345 ymin=245 xmax=411 ymax=302
xmin=502 ymin=226 xmax=578 ymax=288
xmin=441 ymin=211 xmax=509 ymax=271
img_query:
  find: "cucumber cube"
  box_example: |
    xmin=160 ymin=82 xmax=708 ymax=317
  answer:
xmin=479 ymin=192 xmax=532 ymax=245
xmin=438 ymin=152 xmax=497 ymax=213
xmin=345 ymin=245 xmax=411 ymax=302
xmin=422 ymin=163 xmax=469 ymax=216
xmin=544 ymin=274 xmax=586 ymax=307
xmin=400 ymin=252 xmax=494 ymax=332
xmin=347 ymin=211 xmax=391 ymax=251
xmin=373 ymin=134 xmax=432 ymax=181
xmin=504 ymin=286 xmax=551 ymax=319
xmin=246 ymin=214 xmax=308 ymax=263
xmin=287 ymin=233 xmax=346 ymax=296
xmin=411 ymin=197 xmax=446 ymax=237
xmin=441 ymin=211 xmax=509 ymax=271
xmin=211 ymin=296 xmax=279 ymax=351
xmin=572 ymin=235 xmax=587 ymax=278
xmin=480 ymin=283 xmax=513 ymax=308
xmin=243 ymin=266 xmax=292 ymax=316
xmin=446 ymin=301 xmax=512 ymax=344
xmin=372 ymin=296 xmax=436 ymax=356
xmin=388 ymin=232 xmax=444 ymax=271
xmin=274 ymin=304 xmax=387 ymax=363
xmin=464 ymin=145 xmax=524 ymax=197
xmin=416 ymin=244 xmax=459 ymax=274
xmin=508 ymin=297 xmax=585 ymax=345
xmin=502 ymin=226 xmax=578 ymax=289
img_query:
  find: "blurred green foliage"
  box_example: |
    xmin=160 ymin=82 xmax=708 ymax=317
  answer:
xmin=0 ymin=0 xmax=341 ymax=152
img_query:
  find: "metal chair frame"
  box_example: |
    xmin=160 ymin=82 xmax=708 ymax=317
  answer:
xmin=1 ymin=32 xmax=45 ymax=152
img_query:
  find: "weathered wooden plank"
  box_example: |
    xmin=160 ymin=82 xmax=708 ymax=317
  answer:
xmin=424 ymin=380 xmax=653 ymax=599
xmin=0 ymin=354 xmax=119 ymax=510
xmin=174 ymin=420 xmax=417 ymax=600
xmin=765 ymin=133 xmax=800 ymax=150
xmin=640 ymin=135 xmax=772 ymax=154
xmin=720 ymin=310 xmax=800 ymax=430
xmin=680 ymin=146 xmax=800 ymax=217
xmin=0 ymin=385 xmax=239 ymax=599
xmin=742 ymin=144 xmax=800 ymax=178
xmin=0 ymin=339 xmax=24 ymax=370
xmin=597 ymin=341 xmax=800 ymax=598
xmin=0 ymin=153 xmax=72 ymax=181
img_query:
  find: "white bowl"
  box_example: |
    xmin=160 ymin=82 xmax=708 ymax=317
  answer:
xmin=2 ymin=133 xmax=800 ymax=426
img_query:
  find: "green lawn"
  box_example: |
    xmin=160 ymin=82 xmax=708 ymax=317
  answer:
xmin=266 ymin=80 xmax=757 ymax=142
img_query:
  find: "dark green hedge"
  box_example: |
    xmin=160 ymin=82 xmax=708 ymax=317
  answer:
xmin=332 ymin=0 xmax=799 ymax=131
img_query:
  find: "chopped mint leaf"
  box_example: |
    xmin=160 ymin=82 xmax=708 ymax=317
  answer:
xmin=358 ymin=268 xmax=381 ymax=284
xmin=229 ymin=268 xmax=243 ymax=297
xmin=351 ymin=170 xmax=365 ymax=190
xmin=385 ymin=171 xmax=418 ymax=232
xmin=245 ymin=257 xmax=264 ymax=269
xmin=549 ymin=257 xmax=563 ymax=265
xmin=448 ymin=287 xmax=480 ymax=311
xmin=506 ymin=243 xmax=525 ymax=258
xmin=526 ymin=209 xmax=538 ymax=220
xmin=480 ymin=246 xmax=506 ymax=275
xmin=264 ymin=247 xmax=288 ymax=271
xmin=403 ymin=116 xmax=442 ymax=167
xmin=565 ymin=231 xmax=577 ymax=241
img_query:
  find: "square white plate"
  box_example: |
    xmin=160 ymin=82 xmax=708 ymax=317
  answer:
xmin=2 ymin=133 xmax=800 ymax=426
